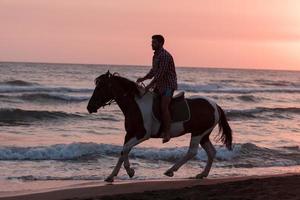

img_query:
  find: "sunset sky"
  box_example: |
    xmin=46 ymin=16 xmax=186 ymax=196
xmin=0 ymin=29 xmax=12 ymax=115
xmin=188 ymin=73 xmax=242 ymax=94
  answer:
xmin=1 ymin=0 xmax=300 ymax=71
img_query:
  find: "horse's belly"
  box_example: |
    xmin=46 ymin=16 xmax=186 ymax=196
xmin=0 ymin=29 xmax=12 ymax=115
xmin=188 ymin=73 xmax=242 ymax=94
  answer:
xmin=151 ymin=117 xmax=185 ymax=138
xmin=170 ymin=122 xmax=185 ymax=137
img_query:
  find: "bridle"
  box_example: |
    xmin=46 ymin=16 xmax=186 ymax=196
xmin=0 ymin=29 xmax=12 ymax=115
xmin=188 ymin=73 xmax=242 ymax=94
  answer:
xmin=96 ymin=72 xmax=143 ymax=108
xmin=95 ymin=73 xmax=116 ymax=108
xmin=101 ymin=98 xmax=115 ymax=108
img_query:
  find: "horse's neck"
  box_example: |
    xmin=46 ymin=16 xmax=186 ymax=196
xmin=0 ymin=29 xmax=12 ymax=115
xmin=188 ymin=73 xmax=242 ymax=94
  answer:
xmin=112 ymin=86 xmax=135 ymax=116
xmin=111 ymin=78 xmax=152 ymax=116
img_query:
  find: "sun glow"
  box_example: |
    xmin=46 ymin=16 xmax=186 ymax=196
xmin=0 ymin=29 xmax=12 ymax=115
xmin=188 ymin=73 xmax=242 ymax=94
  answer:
xmin=0 ymin=0 xmax=300 ymax=71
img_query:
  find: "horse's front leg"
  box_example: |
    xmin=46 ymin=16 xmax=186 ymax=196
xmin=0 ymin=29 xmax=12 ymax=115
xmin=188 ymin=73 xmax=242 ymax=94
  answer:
xmin=104 ymin=155 xmax=124 ymax=182
xmin=105 ymin=136 xmax=149 ymax=182
xmin=122 ymin=134 xmax=136 ymax=178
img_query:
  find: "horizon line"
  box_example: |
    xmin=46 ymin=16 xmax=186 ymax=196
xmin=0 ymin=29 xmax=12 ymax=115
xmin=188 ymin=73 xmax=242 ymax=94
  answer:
xmin=0 ymin=60 xmax=299 ymax=72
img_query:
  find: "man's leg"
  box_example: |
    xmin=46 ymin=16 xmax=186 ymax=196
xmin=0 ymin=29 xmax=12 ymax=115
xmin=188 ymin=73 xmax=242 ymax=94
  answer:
xmin=161 ymin=91 xmax=172 ymax=143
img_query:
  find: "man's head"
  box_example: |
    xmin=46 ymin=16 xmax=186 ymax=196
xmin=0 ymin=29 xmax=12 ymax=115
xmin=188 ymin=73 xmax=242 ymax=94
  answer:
xmin=152 ymin=35 xmax=164 ymax=51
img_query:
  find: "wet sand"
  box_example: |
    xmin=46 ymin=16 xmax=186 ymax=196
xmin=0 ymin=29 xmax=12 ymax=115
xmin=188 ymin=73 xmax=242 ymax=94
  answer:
xmin=1 ymin=173 xmax=299 ymax=200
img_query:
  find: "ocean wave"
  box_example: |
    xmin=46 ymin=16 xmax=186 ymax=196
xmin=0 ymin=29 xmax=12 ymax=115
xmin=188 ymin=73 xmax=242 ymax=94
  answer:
xmin=0 ymin=80 xmax=39 ymax=86
xmin=281 ymin=146 xmax=300 ymax=151
xmin=7 ymin=174 xmax=146 ymax=181
xmin=7 ymin=174 xmax=149 ymax=181
xmin=230 ymin=143 xmax=300 ymax=168
xmin=0 ymin=142 xmax=299 ymax=168
xmin=179 ymin=83 xmax=222 ymax=92
xmin=254 ymin=79 xmax=299 ymax=87
xmin=7 ymin=175 xmax=104 ymax=181
xmin=0 ymin=85 xmax=93 ymax=94
xmin=0 ymin=93 xmax=89 ymax=103
xmin=1 ymin=80 xmax=299 ymax=95
xmin=21 ymin=93 xmax=88 ymax=102
xmin=179 ymin=83 xmax=300 ymax=94
xmin=207 ymin=95 xmax=263 ymax=102
xmin=0 ymin=79 xmax=93 ymax=94
xmin=226 ymin=107 xmax=300 ymax=120
xmin=237 ymin=95 xmax=261 ymax=102
xmin=1 ymin=105 xmax=296 ymax=125
xmin=0 ymin=108 xmax=82 ymax=124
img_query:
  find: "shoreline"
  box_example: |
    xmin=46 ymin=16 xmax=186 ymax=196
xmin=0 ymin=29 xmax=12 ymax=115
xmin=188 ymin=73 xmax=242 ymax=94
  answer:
xmin=1 ymin=173 xmax=299 ymax=200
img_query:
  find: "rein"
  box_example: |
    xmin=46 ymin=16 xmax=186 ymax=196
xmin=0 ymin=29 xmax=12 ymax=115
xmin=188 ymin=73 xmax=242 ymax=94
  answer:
xmin=100 ymin=73 xmax=142 ymax=108
xmin=101 ymin=98 xmax=115 ymax=108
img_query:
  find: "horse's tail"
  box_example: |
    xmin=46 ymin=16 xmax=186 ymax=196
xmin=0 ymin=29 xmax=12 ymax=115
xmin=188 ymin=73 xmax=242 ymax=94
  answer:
xmin=217 ymin=105 xmax=232 ymax=150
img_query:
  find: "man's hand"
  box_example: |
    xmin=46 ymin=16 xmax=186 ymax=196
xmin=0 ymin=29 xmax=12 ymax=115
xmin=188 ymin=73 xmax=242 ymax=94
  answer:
xmin=144 ymin=84 xmax=152 ymax=93
xmin=136 ymin=77 xmax=145 ymax=83
xmin=136 ymin=83 xmax=151 ymax=98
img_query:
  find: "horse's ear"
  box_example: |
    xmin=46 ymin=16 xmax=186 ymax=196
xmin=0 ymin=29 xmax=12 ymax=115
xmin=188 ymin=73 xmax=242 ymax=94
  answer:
xmin=106 ymin=70 xmax=111 ymax=77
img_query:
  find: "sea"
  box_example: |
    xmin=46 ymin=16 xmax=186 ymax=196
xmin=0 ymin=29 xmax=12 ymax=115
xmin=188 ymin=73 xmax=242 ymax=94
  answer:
xmin=0 ymin=62 xmax=299 ymax=194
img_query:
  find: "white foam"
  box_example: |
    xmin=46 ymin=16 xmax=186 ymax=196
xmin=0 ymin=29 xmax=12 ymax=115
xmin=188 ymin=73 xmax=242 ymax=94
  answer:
xmin=0 ymin=142 xmax=299 ymax=168
xmin=0 ymin=85 xmax=92 ymax=93
xmin=0 ymin=142 xmax=236 ymax=161
xmin=178 ymin=82 xmax=300 ymax=94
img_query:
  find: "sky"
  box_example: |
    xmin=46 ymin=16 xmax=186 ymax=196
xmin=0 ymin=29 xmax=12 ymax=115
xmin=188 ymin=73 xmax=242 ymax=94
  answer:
xmin=1 ymin=0 xmax=300 ymax=71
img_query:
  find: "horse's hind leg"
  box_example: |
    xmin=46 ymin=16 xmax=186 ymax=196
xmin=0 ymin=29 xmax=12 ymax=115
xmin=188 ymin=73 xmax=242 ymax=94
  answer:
xmin=196 ymin=136 xmax=216 ymax=179
xmin=123 ymin=155 xmax=135 ymax=178
xmin=164 ymin=127 xmax=214 ymax=177
xmin=164 ymin=135 xmax=201 ymax=177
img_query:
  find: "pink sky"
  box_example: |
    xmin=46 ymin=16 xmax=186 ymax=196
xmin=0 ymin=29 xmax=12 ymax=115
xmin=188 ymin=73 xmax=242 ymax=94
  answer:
xmin=1 ymin=0 xmax=300 ymax=71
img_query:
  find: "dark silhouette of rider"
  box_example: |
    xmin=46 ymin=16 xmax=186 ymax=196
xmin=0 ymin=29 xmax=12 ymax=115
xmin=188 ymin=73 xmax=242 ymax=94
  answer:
xmin=137 ymin=35 xmax=178 ymax=143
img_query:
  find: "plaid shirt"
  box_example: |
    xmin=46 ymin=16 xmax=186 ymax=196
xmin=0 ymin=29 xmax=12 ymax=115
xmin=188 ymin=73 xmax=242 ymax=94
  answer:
xmin=144 ymin=48 xmax=177 ymax=93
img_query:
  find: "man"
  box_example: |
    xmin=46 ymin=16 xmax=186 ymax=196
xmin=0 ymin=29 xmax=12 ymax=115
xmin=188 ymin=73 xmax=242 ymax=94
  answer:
xmin=136 ymin=35 xmax=178 ymax=143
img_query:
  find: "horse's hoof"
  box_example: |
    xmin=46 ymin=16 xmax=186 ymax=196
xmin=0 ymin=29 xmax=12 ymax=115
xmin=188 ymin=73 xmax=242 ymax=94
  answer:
xmin=104 ymin=176 xmax=114 ymax=182
xmin=127 ymin=168 xmax=135 ymax=178
xmin=195 ymin=173 xmax=208 ymax=179
xmin=164 ymin=170 xmax=174 ymax=177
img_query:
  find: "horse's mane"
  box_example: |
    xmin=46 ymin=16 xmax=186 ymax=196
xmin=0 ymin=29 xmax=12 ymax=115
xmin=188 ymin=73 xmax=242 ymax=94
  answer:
xmin=94 ymin=72 xmax=141 ymax=96
xmin=111 ymin=74 xmax=140 ymax=96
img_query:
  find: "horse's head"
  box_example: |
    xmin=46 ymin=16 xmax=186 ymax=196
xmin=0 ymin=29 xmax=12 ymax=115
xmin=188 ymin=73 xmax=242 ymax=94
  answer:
xmin=87 ymin=70 xmax=114 ymax=113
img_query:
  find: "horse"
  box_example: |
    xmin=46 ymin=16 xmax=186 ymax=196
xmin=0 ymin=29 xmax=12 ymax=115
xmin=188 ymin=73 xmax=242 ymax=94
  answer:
xmin=87 ymin=71 xmax=232 ymax=182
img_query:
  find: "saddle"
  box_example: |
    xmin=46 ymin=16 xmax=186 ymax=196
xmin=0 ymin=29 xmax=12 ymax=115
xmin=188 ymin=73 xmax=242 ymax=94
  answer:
xmin=152 ymin=91 xmax=190 ymax=123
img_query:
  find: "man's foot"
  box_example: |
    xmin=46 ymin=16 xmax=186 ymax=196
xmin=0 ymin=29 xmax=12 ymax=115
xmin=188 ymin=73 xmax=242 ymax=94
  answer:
xmin=162 ymin=132 xmax=171 ymax=143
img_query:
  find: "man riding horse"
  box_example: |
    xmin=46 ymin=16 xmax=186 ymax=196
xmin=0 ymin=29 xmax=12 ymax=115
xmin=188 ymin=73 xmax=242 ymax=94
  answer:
xmin=137 ymin=34 xmax=177 ymax=143
xmin=87 ymin=35 xmax=232 ymax=182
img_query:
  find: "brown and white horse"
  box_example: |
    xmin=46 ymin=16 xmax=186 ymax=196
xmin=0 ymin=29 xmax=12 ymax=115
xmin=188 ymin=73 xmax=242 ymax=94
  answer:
xmin=87 ymin=71 xmax=232 ymax=182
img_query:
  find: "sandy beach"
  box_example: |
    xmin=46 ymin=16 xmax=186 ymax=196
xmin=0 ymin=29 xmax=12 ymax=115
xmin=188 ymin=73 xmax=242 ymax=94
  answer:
xmin=1 ymin=173 xmax=299 ymax=200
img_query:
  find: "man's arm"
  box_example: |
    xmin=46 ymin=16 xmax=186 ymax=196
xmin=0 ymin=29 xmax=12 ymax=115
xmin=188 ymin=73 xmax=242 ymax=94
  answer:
xmin=136 ymin=66 xmax=157 ymax=83
xmin=144 ymin=67 xmax=156 ymax=79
